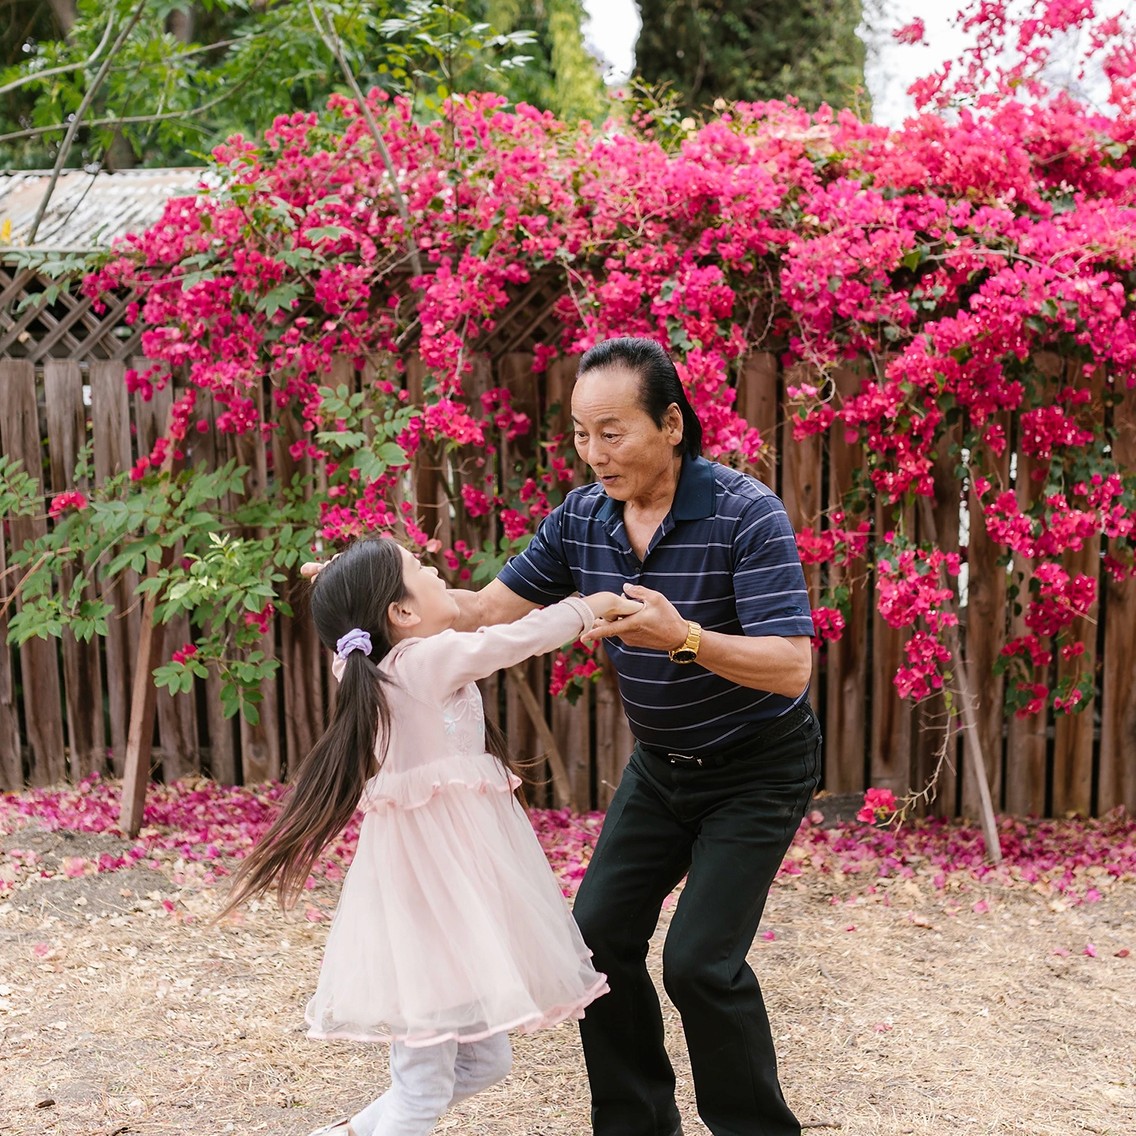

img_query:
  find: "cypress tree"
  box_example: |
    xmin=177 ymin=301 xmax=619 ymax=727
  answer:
xmin=634 ymin=0 xmax=869 ymax=114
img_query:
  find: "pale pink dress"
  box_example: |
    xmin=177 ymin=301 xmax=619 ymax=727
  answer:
xmin=304 ymin=598 xmax=608 ymax=1047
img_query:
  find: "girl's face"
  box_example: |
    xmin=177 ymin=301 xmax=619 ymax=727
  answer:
xmin=395 ymin=545 xmax=460 ymax=637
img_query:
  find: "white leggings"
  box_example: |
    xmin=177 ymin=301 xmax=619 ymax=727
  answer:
xmin=350 ymin=1033 xmax=513 ymax=1136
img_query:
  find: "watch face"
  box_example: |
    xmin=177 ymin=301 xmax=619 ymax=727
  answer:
xmin=671 ymin=648 xmax=698 ymax=663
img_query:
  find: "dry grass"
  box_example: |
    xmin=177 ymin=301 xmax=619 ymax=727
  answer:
xmin=1 ymin=825 xmax=1134 ymax=1136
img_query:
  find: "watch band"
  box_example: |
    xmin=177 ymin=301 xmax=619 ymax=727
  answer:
xmin=668 ymin=620 xmax=702 ymax=663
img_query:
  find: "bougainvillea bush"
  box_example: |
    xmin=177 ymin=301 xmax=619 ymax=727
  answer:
xmin=5 ymin=2 xmax=1136 ymax=773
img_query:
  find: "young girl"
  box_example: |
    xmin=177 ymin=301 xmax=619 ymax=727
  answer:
xmin=220 ymin=536 xmax=638 ymax=1136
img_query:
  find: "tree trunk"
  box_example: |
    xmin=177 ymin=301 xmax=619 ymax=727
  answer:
xmin=47 ymin=0 xmax=79 ymax=37
xmin=167 ymin=8 xmax=194 ymax=42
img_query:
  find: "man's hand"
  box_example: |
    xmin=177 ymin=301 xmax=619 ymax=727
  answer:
xmin=581 ymin=583 xmax=687 ymax=651
xmin=580 ymin=590 xmax=644 ymax=626
xmin=300 ymin=551 xmax=342 ymax=581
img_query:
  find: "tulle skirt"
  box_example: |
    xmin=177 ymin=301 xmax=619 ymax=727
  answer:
xmin=304 ymin=754 xmax=607 ymax=1046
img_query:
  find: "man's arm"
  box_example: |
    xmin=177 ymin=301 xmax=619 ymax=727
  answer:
xmin=583 ymin=582 xmax=812 ymax=699
xmin=449 ymin=577 xmax=542 ymax=631
xmin=685 ymin=631 xmax=812 ymax=698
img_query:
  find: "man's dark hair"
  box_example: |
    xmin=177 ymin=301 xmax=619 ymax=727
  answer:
xmin=577 ymin=337 xmax=703 ymax=458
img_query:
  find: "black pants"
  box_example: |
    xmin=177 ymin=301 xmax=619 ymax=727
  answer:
xmin=574 ymin=706 xmax=822 ymax=1136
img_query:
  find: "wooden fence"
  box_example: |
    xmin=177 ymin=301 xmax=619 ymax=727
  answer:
xmin=1 ymin=351 xmax=1134 ymax=819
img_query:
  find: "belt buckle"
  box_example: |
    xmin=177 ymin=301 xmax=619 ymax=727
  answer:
xmin=667 ymin=751 xmax=702 ymax=767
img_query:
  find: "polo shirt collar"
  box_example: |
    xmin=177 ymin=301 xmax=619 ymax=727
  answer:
xmin=596 ymin=455 xmax=715 ymax=523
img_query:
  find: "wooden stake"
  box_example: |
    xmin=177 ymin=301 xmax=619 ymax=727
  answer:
xmin=119 ymin=587 xmax=166 ymax=837
xmin=118 ymin=413 xmax=179 ymax=836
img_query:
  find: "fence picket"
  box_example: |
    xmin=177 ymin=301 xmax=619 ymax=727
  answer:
xmin=90 ymin=359 xmax=137 ymax=776
xmin=551 ymin=686 xmax=592 ymax=810
xmin=1003 ymin=415 xmax=1052 ymax=817
xmin=871 ymin=500 xmax=914 ymax=796
xmin=186 ymin=393 xmax=237 ymax=784
xmin=916 ymin=436 xmax=963 ymax=816
xmin=781 ymin=365 xmax=822 ymax=717
xmin=963 ymin=413 xmax=1010 ymax=814
xmin=1100 ymin=385 xmax=1136 ymax=814
xmin=0 ymin=362 xmax=25 ymax=788
xmin=44 ymin=359 xmax=107 ymax=779
xmin=233 ymin=377 xmax=279 ymax=783
xmin=133 ymin=361 xmax=198 ymax=781
xmin=0 ymin=359 xmax=66 ymax=784
xmin=822 ymin=366 xmax=869 ymax=794
xmin=273 ymin=401 xmax=324 ymax=778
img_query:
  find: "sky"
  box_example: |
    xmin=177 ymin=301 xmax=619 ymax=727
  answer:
xmin=579 ymin=0 xmax=969 ymax=129
xmin=580 ymin=0 xmax=1129 ymax=127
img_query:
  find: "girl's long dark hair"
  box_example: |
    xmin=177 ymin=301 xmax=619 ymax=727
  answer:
xmin=219 ymin=538 xmax=407 ymax=914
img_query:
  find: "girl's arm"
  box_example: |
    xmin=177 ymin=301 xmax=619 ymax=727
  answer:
xmin=397 ymin=592 xmax=638 ymax=694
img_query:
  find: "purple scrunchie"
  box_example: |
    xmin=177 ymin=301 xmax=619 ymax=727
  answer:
xmin=335 ymin=628 xmax=373 ymax=661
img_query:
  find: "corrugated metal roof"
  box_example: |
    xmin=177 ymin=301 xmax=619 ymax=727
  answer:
xmin=0 ymin=168 xmax=212 ymax=253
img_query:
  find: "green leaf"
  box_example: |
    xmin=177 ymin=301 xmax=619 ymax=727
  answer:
xmin=258 ymin=282 xmax=303 ymax=318
xmin=305 ymin=225 xmax=351 ymax=242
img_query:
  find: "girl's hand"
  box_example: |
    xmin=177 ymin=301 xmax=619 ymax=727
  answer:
xmin=581 ymin=582 xmax=687 ymax=650
xmin=580 ymin=590 xmax=644 ymax=623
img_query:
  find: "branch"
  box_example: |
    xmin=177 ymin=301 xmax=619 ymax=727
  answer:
xmin=504 ymin=666 xmax=573 ymax=808
xmin=917 ymin=496 xmax=1003 ymax=864
xmin=305 ymin=0 xmax=424 ymax=277
xmin=27 ymin=0 xmax=149 ymax=245
xmin=0 ymin=73 xmax=257 ymax=147
xmin=0 ymin=9 xmax=117 ymax=98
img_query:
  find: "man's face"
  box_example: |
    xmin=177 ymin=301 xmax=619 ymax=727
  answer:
xmin=570 ymin=367 xmax=683 ymax=506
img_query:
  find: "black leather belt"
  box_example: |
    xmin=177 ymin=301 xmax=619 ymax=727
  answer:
xmin=637 ymin=703 xmax=814 ymax=769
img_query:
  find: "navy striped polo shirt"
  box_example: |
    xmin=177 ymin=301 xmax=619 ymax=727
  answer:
xmin=497 ymin=455 xmax=815 ymax=755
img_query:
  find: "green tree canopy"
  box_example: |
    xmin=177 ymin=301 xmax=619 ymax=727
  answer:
xmin=632 ymin=0 xmax=869 ymax=115
xmin=0 ymin=0 xmax=606 ymax=170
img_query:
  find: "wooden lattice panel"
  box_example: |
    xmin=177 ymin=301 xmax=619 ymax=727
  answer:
xmin=474 ymin=270 xmax=567 ymax=359
xmin=0 ymin=264 xmax=570 ymax=364
xmin=0 ymin=268 xmax=142 ymax=362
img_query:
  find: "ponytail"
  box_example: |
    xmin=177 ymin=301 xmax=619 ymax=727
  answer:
xmin=219 ymin=656 xmax=392 ymax=915
xmin=217 ymin=538 xmax=406 ymax=917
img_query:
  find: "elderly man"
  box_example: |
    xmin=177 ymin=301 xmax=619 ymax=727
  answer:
xmin=453 ymin=337 xmax=819 ymax=1136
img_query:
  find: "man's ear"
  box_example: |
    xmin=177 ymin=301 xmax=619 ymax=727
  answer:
xmin=665 ymin=402 xmax=684 ymax=446
xmin=388 ymin=600 xmax=421 ymax=631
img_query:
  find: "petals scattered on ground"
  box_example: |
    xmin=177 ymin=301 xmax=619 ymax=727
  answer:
xmin=2 ymin=776 xmax=1132 ymax=909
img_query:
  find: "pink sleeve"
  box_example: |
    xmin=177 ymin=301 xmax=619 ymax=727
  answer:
xmin=390 ymin=597 xmax=592 ymax=697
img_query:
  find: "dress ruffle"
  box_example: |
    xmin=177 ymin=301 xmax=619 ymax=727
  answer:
xmin=359 ymin=752 xmax=521 ymax=812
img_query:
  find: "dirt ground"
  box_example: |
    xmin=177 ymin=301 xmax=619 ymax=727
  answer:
xmin=1 ymin=819 xmax=1134 ymax=1136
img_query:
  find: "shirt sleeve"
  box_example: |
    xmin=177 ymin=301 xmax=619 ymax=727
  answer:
xmin=389 ymin=597 xmax=592 ymax=696
xmin=732 ymin=495 xmax=816 ymax=639
xmin=496 ymin=503 xmax=578 ymax=605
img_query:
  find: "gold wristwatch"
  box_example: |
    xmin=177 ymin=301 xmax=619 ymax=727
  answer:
xmin=668 ymin=621 xmax=702 ymax=664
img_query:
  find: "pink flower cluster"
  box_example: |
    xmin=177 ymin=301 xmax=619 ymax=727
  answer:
xmin=48 ymin=491 xmax=88 ymax=517
xmin=549 ymin=640 xmax=601 ymax=701
xmin=857 ymin=787 xmax=899 ymax=824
